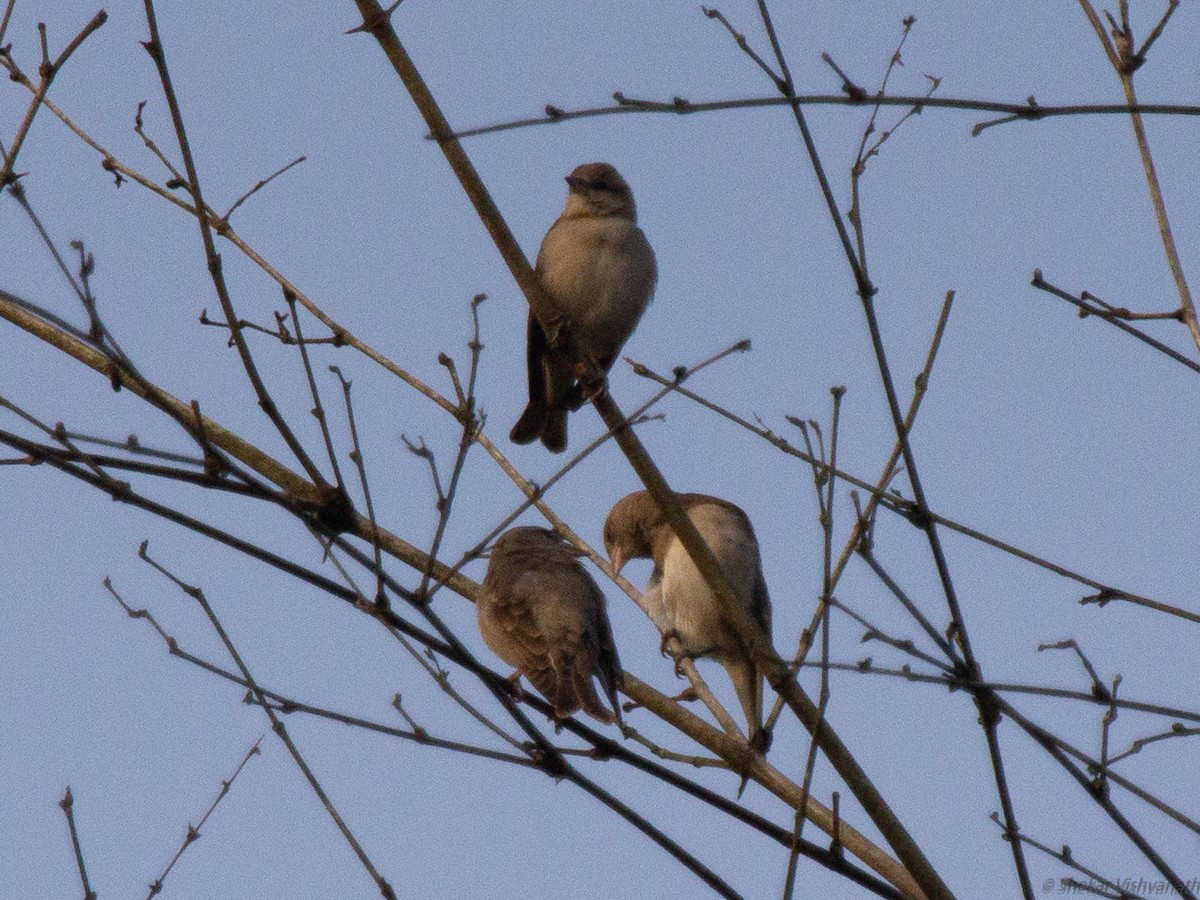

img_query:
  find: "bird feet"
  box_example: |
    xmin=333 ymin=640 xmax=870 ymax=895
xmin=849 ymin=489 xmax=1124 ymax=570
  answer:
xmin=504 ymin=671 xmax=527 ymax=702
xmin=659 ymin=630 xmax=687 ymax=674
xmin=669 ymin=687 xmax=698 ymax=704
xmin=572 ymin=359 xmax=608 ymax=402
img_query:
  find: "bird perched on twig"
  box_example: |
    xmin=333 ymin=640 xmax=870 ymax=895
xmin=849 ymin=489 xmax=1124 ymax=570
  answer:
xmin=604 ymin=491 xmax=772 ymax=750
xmin=510 ymin=162 xmax=657 ymax=452
xmin=477 ymin=526 xmax=623 ymax=724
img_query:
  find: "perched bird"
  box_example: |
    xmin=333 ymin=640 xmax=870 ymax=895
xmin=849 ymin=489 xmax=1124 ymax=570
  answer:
xmin=510 ymin=162 xmax=657 ymax=452
xmin=604 ymin=491 xmax=772 ymax=750
xmin=477 ymin=526 xmax=623 ymax=724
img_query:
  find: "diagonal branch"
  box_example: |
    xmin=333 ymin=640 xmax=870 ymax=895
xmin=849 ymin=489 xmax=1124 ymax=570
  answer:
xmin=0 ymin=10 xmax=107 ymax=188
xmin=342 ymin=6 xmax=939 ymax=894
xmin=140 ymin=0 xmax=329 ymax=488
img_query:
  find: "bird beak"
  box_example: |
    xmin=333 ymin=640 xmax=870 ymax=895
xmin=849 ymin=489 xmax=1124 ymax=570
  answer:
xmin=610 ymin=549 xmax=626 ymax=576
xmin=565 ymin=174 xmax=585 ymax=192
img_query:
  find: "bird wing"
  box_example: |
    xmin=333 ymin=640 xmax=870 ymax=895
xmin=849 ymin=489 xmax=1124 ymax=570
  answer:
xmin=576 ymin=567 xmax=623 ymax=722
xmin=686 ymin=502 xmax=765 ymax=618
xmin=509 ymin=312 xmax=571 ymax=451
xmin=505 ymin=563 xmax=618 ymax=723
xmin=751 ymin=568 xmax=772 ymax=637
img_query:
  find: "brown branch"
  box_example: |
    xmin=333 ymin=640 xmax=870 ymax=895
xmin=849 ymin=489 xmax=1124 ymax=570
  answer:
xmin=438 ymin=92 xmax=1200 ymax=142
xmin=0 ymin=10 xmax=107 ymax=188
xmin=346 ymin=0 xmax=572 ymax=363
xmin=145 ymin=738 xmax=264 ymax=899
xmin=1077 ymin=1 xmax=1200 ymax=353
xmin=138 ymin=543 xmax=399 ymax=899
xmin=141 ymin=1 xmax=329 ymax=488
xmin=0 ymin=295 xmax=478 ymax=597
xmin=59 ymin=787 xmax=97 ymax=900
xmin=592 ymin=391 xmax=935 ymax=900
xmin=342 ymin=6 xmax=932 ymax=894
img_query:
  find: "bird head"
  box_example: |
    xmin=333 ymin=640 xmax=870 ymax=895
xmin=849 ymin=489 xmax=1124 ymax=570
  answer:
xmin=563 ymin=162 xmax=637 ymax=221
xmin=487 ymin=526 xmax=587 ymax=562
xmin=603 ymin=490 xmax=657 ymax=575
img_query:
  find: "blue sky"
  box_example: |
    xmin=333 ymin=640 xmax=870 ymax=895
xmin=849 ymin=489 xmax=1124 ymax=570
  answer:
xmin=3 ymin=2 xmax=1199 ymax=898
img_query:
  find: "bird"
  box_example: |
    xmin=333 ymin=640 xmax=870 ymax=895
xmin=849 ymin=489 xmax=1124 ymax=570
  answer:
xmin=603 ymin=491 xmax=772 ymax=750
xmin=477 ymin=526 xmax=623 ymax=724
xmin=510 ymin=161 xmax=657 ymax=452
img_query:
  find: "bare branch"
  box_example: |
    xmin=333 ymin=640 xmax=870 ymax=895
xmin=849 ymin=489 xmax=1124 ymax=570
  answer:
xmin=59 ymin=788 xmax=97 ymax=900
xmin=145 ymin=738 xmax=264 ymax=900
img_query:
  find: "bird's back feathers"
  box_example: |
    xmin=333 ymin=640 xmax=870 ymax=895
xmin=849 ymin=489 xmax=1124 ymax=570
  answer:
xmin=478 ymin=527 xmax=622 ymax=723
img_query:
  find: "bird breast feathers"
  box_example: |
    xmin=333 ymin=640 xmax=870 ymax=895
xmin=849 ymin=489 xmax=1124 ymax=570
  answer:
xmin=664 ymin=508 xmax=762 ymax=611
xmin=536 ymin=216 xmax=656 ymax=341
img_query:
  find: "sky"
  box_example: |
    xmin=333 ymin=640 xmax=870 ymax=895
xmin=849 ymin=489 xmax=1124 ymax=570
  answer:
xmin=3 ymin=2 xmax=1199 ymax=898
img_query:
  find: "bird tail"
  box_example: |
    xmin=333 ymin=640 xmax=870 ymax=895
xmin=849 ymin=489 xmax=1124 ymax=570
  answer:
xmin=573 ymin=667 xmax=618 ymax=724
xmin=541 ymin=409 xmax=567 ymax=453
xmin=524 ymin=663 xmax=580 ymax=721
xmin=526 ymin=653 xmax=618 ymax=725
xmin=722 ymin=652 xmax=770 ymax=751
xmin=509 ymin=404 xmax=568 ymax=453
xmin=509 ymin=403 xmax=546 ymax=445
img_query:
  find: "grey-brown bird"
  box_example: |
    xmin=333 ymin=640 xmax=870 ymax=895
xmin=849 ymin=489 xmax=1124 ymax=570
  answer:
xmin=477 ymin=526 xmax=623 ymax=724
xmin=604 ymin=491 xmax=772 ymax=749
xmin=510 ymin=162 xmax=657 ymax=452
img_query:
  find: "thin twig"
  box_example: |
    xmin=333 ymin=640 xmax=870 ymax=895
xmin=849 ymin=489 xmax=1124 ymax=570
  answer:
xmin=0 ymin=10 xmax=107 ymax=188
xmin=141 ymin=0 xmax=329 ymax=488
xmin=702 ymin=6 xmax=784 ymax=88
xmin=748 ymin=0 xmax=1021 ymax=889
xmin=1135 ymin=0 xmax=1179 ymax=68
xmin=414 ymin=313 xmax=481 ymax=601
xmin=794 ymin=389 xmax=845 ymax=846
xmin=146 ymin=737 xmax=264 ymax=899
xmin=330 ymin=367 xmax=388 ymax=603
xmin=435 ymin=92 xmax=1200 ymax=142
xmin=287 ymin=292 xmax=347 ymax=492
xmin=138 ymin=542 xmax=399 ymax=899
xmin=1108 ymin=722 xmax=1200 ymax=767
xmin=59 ymin=788 xmax=97 ymax=900
xmin=0 ymin=0 xmax=17 ymax=47
xmin=621 ymin=725 xmax=730 ymax=770
xmin=1078 ymin=0 xmax=1200 ymax=353
xmin=222 ymin=155 xmax=306 ymax=222
xmin=1033 ymin=270 xmax=1200 ymax=376
xmin=995 ymin=816 xmax=1142 ymax=900
xmin=1036 ymin=640 xmax=1111 ymax=702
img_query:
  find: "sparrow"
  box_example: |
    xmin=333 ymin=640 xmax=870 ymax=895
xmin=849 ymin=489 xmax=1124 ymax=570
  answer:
xmin=510 ymin=162 xmax=657 ymax=452
xmin=604 ymin=491 xmax=772 ymax=750
xmin=477 ymin=526 xmax=623 ymax=724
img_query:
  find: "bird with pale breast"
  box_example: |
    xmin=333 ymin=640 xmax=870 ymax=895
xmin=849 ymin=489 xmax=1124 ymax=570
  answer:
xmin=604 ymin=491 xmax=772 ymax=750
xmin=510 ymin=161 xmax=657 ymax=453
xmin=477 ymin=526 xmax=623 ymax=724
